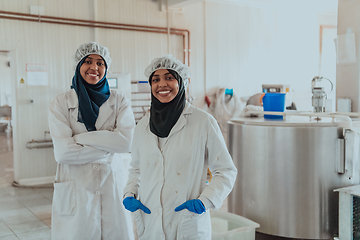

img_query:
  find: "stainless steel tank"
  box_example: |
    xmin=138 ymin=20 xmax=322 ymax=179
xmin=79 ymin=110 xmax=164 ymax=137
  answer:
xmin=227 ymin=116 xmax=359 ymax=239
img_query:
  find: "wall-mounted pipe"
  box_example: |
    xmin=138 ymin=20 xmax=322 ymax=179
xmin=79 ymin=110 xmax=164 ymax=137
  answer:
xmin=26 ymin=140 xmax=53 ymax=149
xmin=0 ymin=10 xmax=190 ymax=66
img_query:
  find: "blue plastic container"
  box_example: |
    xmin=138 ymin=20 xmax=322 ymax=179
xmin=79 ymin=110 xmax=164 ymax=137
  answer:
xmin=261 ymin=93 xmax=286 ymax=119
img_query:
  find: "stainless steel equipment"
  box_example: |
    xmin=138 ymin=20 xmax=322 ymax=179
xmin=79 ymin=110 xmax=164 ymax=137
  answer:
xmin=228 ymin=116 xmax=359 ymax=239
xmin=311 ymin=76 xmax=333 ymax=112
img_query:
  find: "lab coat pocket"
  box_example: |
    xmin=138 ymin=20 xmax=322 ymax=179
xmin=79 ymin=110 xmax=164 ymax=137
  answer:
xmin=177 ymin=210 xmax=211 ymax=240
xmin=53 ymin=180 xmax=77 ymax=216
xmin=133 ymin=210 xmax=145 ymax=238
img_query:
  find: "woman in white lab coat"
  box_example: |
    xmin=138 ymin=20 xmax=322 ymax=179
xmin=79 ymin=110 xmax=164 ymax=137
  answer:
xmin=49 ymin=42 xmax=135 ymax=240
xmin=123 ymin=54 xmax=237 ymax=240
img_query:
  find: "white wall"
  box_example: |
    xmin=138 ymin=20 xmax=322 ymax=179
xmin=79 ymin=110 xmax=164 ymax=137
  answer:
xmin=0 ymin=52 xmax=11 ymax=106
xmin=202 ymin=0 xmax=337 ymax=111
xmin=0 ymin=0 xmax=205 ymax=183
xmin=336 ymin=0 xmax=360 ymax=111
xmin=0 ymin=0 xmax=337 ymax=183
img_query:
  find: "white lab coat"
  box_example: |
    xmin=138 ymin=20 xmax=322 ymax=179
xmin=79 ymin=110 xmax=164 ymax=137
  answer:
xmin=49 ymin=89 xmax=135 ymax=240
xmin=124 ymin=101 xmax=237 ymax=240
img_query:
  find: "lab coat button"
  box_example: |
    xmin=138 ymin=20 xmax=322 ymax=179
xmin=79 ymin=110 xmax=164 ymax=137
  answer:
xmin=95 ymin=191 xmax=100 ymax=195
xmin=93 ymin=165 xmax=98 ymax=169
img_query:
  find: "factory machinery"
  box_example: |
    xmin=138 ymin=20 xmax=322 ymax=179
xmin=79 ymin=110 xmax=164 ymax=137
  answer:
xmin=227 ymin=78 xmax=360 ymax=239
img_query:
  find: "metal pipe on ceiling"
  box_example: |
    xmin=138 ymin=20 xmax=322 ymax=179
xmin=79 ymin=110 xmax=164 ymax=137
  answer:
xmin=0 ymin=10 xmax=190 ymax=66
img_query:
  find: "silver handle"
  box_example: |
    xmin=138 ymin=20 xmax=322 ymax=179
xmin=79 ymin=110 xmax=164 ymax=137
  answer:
xmin=336 ymin=138 xmax=345 ymax=174
xmin=337 ymin=129 xmax=359 ymax=178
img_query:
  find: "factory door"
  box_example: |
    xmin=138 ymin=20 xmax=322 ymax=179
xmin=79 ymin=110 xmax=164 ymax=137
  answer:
xmin=0 ymin=50 xmax=15 ymax=185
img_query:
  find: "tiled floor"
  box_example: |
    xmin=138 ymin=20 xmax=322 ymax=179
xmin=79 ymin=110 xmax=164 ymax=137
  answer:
xmin=0 ymin=133 xmax=52 ymax=240
xmin=0 ymin=132 xmax=270 ymax=240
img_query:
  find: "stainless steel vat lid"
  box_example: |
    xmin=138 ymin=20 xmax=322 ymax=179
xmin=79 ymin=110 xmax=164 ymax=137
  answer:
xmin=230 ymin=116 xmax=341 ymax=127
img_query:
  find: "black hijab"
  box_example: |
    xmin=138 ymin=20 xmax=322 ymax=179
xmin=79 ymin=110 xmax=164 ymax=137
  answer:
xmin=149 ymin=69 xmax=186 ymax=138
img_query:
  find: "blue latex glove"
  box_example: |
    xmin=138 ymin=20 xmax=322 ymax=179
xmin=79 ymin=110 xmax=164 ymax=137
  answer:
xmin=174 ymin=199 xmax=206 ymax=214
xmin=123 ymin=197 xmax=151 ymax=214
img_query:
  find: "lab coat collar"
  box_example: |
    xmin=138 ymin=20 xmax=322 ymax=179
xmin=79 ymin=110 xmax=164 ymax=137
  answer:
xmin=67 ymin=89 xmax=116 ymax=130
xmin=95 ymin=92 xmax=116 ymax=130
xmin=166 ymin=101 xmax=192 ymax=138
xmin=67 ymin=89 xmax=78 ymax=109
xmin=182 ymin=101 xmax=193 ymax=115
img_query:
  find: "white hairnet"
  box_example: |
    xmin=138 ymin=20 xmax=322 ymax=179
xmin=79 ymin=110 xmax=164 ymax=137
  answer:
xmin=144 ymin=54 xmax=190 ymax=88
xmin=73 ymin=42 xmax=112 ymax=70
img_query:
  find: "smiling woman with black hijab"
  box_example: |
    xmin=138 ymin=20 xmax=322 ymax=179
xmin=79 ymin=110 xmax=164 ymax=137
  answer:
xmin=123 ymin=54 xmax=237 ymax=240
xmin=48 ymin=42 xmax=135 ymax=240
xmin=148 ymin=68 xmax=185 ymax=137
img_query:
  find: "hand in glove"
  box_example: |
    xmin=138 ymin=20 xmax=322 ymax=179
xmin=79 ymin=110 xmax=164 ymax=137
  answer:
xmin=174 ymin=199 xmax=206 ymax=214
xmin=123 ymin=197 xmax=151 ymax=214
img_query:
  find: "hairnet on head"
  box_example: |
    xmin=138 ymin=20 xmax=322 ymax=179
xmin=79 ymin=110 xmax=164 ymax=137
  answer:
xmin=73 ymin=42 xmax=112 ymax=70
xmin=144 ymin=54 xmax=190 ymax=88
